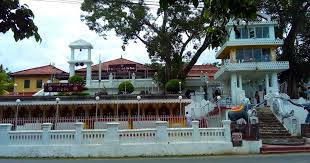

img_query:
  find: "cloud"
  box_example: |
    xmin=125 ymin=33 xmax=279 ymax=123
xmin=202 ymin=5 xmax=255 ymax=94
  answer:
xmin=0 ymin=0 xmax=217 ymax=73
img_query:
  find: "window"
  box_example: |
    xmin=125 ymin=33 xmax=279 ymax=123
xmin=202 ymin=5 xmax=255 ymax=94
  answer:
xmin=262 ymin=48 xmax=271 ymax=61
xmin=24 ymin=80 xmax=30 ymax=89
xmin=236 ymin=26 xmax=270 ymax=39
xmin=236 ymin=49 xmax=244 ymax=63
xmin=235 ymin=48 xmax=271 ymax=62
xmin=262 ymin=27 xmax=269 ymax=38
xmin=36 ymin=80 xmax=43 ymax=88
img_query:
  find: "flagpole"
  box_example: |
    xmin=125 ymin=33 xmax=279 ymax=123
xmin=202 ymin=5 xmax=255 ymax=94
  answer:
xmin=98 ymin=54 xmax=102 ymax=93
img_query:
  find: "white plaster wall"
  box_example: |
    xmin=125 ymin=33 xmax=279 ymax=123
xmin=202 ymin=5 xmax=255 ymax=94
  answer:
xmin=0 ymin=140 xmax=260 ymax=158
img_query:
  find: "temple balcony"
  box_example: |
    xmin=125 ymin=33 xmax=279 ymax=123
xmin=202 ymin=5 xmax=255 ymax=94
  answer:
xmin=214 ymin=61 xmax=289 ymax=80
xmin=216 ymin=39 xmax=283 ymax=59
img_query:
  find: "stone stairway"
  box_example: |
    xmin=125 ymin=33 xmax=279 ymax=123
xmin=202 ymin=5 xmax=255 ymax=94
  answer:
xmin=257 ymin=107 xmax=305 ymax=146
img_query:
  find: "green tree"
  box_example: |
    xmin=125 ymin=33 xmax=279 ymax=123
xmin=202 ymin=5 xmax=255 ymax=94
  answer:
xmin=0 ymin=65 xmax=13 ymax=95
xmin=68 ymin=75 xmax=84 ymax=84
xmin=0 ymin=0 xmax=41 ymax=42
xmin=118 ymin=81 xmax=134 ymax=94
xmin=81 ymin=0 xmax=257 ymax=85
xmin=258 ymin=0 xmax=310 ymax=98
xmin=165 ymin=79 xmax=183 ymax=94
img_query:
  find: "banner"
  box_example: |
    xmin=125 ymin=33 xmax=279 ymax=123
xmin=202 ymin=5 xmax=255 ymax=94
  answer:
xmin=44 ymin=83 xmax=83 ymax=92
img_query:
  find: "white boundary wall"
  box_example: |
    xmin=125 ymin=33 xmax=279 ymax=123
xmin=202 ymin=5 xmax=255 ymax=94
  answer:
xmin=0 ymin=121 xmax=261 ymax=157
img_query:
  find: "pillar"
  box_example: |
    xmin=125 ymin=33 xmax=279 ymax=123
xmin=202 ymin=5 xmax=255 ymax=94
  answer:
xmin=74 ymin=122 xmax=83 ymax=144
xmin=156 ymin=121 xmax=168 ymax=143
xmin=88 ymin=49 xmax=91 ymax=60
xmin=42 ymin=123 xmax=52 ymax=145
xmin=230 ymin=49 xmax=236 ymax=63
xmin=70 ymin=48 xmax=74 ymax=60
xmin=238 ymin=74 xmax=242 ymax=90
xmin=28 ymin=109 xmax=32 ymax=119
xmin=271 ymin=72 xmax=279 ymax=93
xmin=230 ymin=73 xmax=238 ymax=104
xmin=86 ymin=63 xmax=92 ymax=86
xmin=69 ymin=64 xmax=75 ymax=77
xmin=106 ymin=122 xmax=119 ymax=145
xmin=192 ymin=121 xmax=199 ymax=141
xmin=270 ymin=48 xmax=277 ymax=61
xmin=265 ymin=74 xmax=270 ymax=94
xmin=0 ymin=124 xmax=12 ymax=145
xmin=222 ymin=120 xmax=231 ymax=142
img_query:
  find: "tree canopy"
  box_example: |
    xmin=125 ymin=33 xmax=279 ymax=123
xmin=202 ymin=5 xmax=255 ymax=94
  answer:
xmin=0 ymin=0 xmax=41 ymax=42
xmin=258 ymin=0 xmax=310 ymax=98
xmin=81 ymin=0 xmax=257 ymax=85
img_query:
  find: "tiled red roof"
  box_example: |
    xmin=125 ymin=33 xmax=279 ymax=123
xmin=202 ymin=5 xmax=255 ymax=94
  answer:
xmin=76 ymin=58 xmax=153 ymax=72
xmin=11 ymin=65 xmax=66 ymax=76
xmin=187 ymin=64 xmax=218 ymax=79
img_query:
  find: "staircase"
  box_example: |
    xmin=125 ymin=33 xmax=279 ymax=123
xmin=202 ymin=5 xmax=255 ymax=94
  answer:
xmin=257 ymin=107 xmax=305 ymax=145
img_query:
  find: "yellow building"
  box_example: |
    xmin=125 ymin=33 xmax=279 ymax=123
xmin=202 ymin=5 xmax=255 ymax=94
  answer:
xmin=11 ymin=65 xmax=67 ymax=96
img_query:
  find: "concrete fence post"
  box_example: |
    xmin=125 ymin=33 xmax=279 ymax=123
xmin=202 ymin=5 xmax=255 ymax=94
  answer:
xmin=42 ymin=123 xmax=52 ymax=145
xmin=74 ymin=122 xmax=84 ymax=144
xmin=192 ymin=121 xmax=200 ymax=141
xmin=106 ymin=122 xmax=120 ymax=145
xmin=0 ymin=124 xmax=12 ymax=145
xmin=222 ymin=120 xmax=231 ymax=142
xmin=156 ymin=121 xmax=168 ymax=143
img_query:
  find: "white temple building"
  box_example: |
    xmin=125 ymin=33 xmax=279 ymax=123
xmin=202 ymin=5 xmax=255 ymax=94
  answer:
xmin=214 ymin=16 xmax=289 ymax=105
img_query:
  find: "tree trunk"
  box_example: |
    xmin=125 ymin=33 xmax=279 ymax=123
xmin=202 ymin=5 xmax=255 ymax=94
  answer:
xmin=287 ymin=69 xmax=299 ymax=98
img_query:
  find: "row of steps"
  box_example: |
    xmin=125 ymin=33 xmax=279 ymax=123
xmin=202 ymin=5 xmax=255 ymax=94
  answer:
xmin=257 ymin=107 xmax=305 ymax=146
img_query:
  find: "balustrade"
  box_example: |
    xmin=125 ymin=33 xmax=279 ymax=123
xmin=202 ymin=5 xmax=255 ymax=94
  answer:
xmin=0 ymin=120 xmax=231 ymax=146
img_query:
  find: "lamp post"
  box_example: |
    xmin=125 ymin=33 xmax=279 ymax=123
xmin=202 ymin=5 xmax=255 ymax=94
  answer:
xmin=137 ymin=96 xmax=141 ymax=120
xmin=55 ymin=97 xmax=60 ymax=128
xmin=178 ymin=96 xmax=182 ymax=116
xmin=216 ymin=96 xmax=221 ymax=125
xmin=95 ymin=96 xmax=99 ymax=121
xmin=151 ymin=82 xmax=154 ymax=94
xmin=179 ymin=81 xmax=182 ymax=94
xmin=15 ymin=99 xmax=21 ymax=130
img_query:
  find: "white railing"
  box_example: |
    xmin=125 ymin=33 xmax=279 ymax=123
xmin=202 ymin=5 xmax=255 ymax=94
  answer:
xmin=119 ymin=128 xmax=157 ymax=144
xmin=214 ymin=61 xmax=289 ymax=79
xmin=0 ymin=120 xmax=231 ymax=146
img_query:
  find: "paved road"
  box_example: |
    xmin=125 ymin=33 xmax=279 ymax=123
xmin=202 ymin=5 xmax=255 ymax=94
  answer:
xmin=0 ymin=153 xmax=309 ymax=163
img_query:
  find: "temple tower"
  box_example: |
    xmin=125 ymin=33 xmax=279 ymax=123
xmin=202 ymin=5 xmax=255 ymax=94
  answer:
xmin=68 ymin=39 xmax=93 ymax=86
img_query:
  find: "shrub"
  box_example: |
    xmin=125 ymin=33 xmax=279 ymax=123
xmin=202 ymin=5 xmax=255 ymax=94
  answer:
xmin=68 ymin=75 xmax=84 ymax=84
xmin=118 ymin=81 xmax=134 ymax=94
xmin=165 ymin=79 xmax=183 ymax=94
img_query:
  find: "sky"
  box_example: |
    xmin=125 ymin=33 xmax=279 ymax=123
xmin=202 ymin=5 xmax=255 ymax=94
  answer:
xmin=0 ymin=0 xmax=217 ymax=73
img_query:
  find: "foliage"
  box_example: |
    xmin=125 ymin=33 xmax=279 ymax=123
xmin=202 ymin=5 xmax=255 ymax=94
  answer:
xmin=165 ymin=79 xmax=183 ymax=94
xmin=0 ymin=0 xmax=41 ymax=42
xmin=81 ymin=0 xmax=257 ymax=85
xmin=118 ymin=81 xmax=134 ymax=94
xmin=0 ymin=65 xmax=13 ymax=95
xmin=258 ymin=0 xmax=310 ymax=98
xmin=68 ymin=75 xmax=84 ymax=84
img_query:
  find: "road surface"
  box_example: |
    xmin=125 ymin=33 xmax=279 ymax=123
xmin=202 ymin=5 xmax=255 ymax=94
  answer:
xmin=0 ymin=153 xmax=309 ymax=163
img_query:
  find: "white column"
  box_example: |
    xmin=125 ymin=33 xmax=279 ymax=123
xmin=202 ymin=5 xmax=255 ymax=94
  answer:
xmin=70 ymin=48 xmax=75 ymax=60
xmin=222 ymin=120 xmax=231 ymax=142
xmin=86 ymin=63 xmax=92 ymax=86
xmin=69 ymin=64 xmax=75 ymax=77
xmin=156 ymin=121 xmax=168 ymax=143
xmin=230 ymin=73 xmax=238 ymax=104
xmin=0 ymin=124 xmax=12 ymax=145
xmin=265 ymin=74 xmax=270 ymax=94
xmin=42 ymin=123 xmax=52 ymax=145
xmin=74 ymin=122 xmax=83 ymax=144
xmin=106 ymin=122 xmax=120 ymax=145
xmin=271 ymin=72 xmax=279 ymax=93
xmin=238 ymin=75 xmax=242 ymax=90
xmin=88 ymin=49 xmax=91 ymax=60
xmin=192 ymin=121 xmax=199 ymax=141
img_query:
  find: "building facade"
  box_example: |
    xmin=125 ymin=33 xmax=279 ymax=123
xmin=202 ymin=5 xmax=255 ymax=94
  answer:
xmin=11 ymin=65 xmax=67 ymax=96
xmin=214 ymin=17 xmax=289 ymax=105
